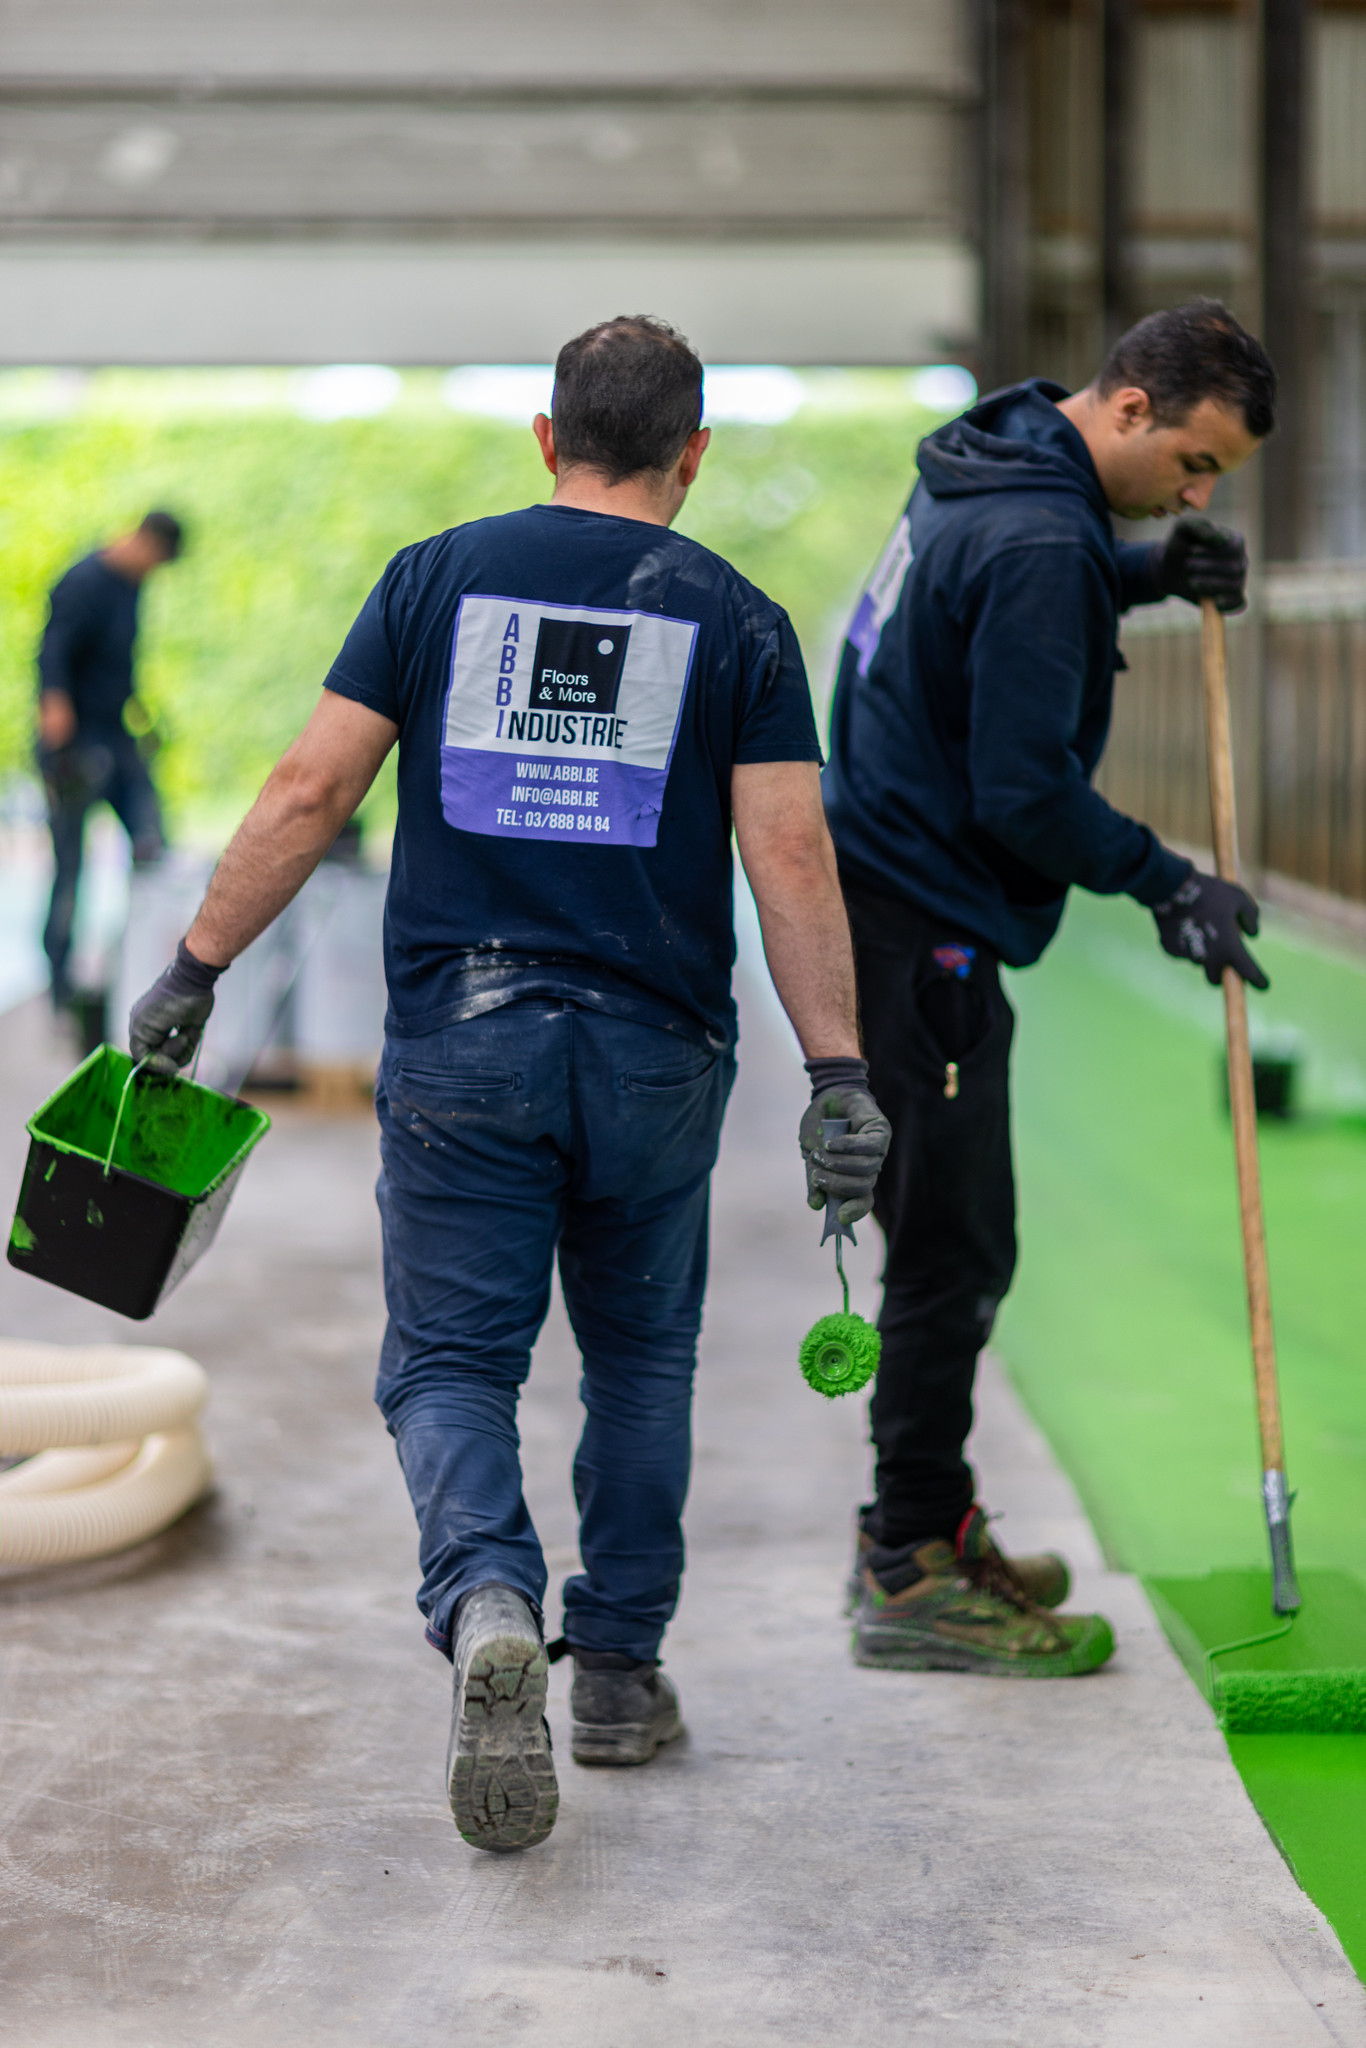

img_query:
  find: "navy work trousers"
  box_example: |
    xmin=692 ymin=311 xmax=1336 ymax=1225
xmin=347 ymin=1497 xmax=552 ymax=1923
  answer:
xmin=374 ymin=1000 xmax=735 ymax=1662
xmin=842 ymin=878 xmax=1019 ymax=1549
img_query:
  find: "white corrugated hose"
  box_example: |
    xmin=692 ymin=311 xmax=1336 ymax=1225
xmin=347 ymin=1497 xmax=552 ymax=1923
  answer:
xmin=0 ymin=1340 xmax=211 ymax=1567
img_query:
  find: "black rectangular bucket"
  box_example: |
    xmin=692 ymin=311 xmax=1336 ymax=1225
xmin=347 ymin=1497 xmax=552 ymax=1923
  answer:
xmin=7 ymin=1045 xmax=270 ymax=1320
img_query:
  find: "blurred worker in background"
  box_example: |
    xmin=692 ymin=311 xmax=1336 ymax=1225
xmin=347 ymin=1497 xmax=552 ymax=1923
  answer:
xmin=126 ymin=318 xmax=890 ymax=1854
xmin=37 ymin=509 xmax=184 ymax=1009
xmin=824 ymin=299 xmax=1274 ymax=1679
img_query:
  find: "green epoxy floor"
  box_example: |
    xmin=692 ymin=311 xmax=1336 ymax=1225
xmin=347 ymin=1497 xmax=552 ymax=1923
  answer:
xmin=1227 ymin=1737 xmax=1366 ymax=1975
xmin=1000 ymin=890 xmax=1366 ymax=1976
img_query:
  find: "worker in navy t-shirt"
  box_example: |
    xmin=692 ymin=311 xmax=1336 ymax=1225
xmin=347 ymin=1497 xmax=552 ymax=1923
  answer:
xmin=129 ymin=317 xmax=891 ymax=1854
xmin=823 ymin=301 xmax=1274 ymax=1680
xmin=36 ymin=509 xmax=183 ymax=1008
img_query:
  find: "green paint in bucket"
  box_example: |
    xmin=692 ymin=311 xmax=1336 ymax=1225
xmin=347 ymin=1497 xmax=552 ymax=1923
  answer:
xmin=7 ymin=1045 xmax=270 ymax=1320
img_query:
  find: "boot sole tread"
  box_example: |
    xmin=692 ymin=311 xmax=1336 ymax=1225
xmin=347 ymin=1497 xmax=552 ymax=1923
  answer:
xmin=449 ymin=1630 xmax=557 ymax=1850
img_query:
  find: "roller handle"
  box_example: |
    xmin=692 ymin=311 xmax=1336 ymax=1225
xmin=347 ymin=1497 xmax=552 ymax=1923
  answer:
xmin=818 ymin=1117 xmax=857 ymax=1248
xmin=1202 ymin=600 xmax=1301 ymax=1614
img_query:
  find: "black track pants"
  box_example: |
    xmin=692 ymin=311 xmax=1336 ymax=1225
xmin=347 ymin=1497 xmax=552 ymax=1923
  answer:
xmin=843 ymin=879 xmax=1018 ymax=1549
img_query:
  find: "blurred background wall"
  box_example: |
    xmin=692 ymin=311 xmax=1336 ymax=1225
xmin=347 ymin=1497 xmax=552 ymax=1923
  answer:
xmin=982 ymin=0 xmax=1349 ymax=565
xmin=0 ymin=0 xmax=976 ymax=366
xmin=976 ymin=0 xmax=1366 ymax=920
xmin=1 ymin=0 xmax=1352 ymax=559
xmin=4 ymin=0 xmax=1366 ymax=947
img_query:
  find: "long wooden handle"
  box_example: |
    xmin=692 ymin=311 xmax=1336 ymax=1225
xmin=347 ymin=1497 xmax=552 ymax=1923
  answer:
xmin=1200 ymin=601 xmax=1284 ymax=1474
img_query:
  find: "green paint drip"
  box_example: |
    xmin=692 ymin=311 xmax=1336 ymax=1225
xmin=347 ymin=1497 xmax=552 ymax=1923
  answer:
xmin=8 ymin=1217 xmax=36 ymax=1254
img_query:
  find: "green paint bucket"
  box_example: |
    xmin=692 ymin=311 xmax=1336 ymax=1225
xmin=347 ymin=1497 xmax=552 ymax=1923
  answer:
xmin=7 ymin=1045 xmax=270 ymax=1321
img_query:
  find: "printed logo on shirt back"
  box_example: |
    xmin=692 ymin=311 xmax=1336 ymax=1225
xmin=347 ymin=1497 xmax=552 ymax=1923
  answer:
xmin=845 ymin=514 xmax=913 ymax=678
xmin=440 ymin=595 xmax=698 ymax=846
xmin=528 ymin=616 xmax=629 ymax=714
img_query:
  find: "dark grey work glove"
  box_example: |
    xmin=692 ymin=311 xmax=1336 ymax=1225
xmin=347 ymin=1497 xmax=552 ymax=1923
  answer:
xmin=1152 ymin=870 xmax=1269 ymax=990
xmin=128 ymin=939 xmax=224 ymax=1075
xmin=1156 ymin=516 xmax=1249 ymax=615
xmin=798 ymin=1056 xmax=893 ymax=1227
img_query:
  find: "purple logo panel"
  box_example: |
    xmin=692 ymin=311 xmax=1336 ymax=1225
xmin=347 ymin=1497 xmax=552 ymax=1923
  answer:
xmin=847 ymin=591 xmax=881 ymax=678
xmin=440 ymin=749 xmax=669 ymax=847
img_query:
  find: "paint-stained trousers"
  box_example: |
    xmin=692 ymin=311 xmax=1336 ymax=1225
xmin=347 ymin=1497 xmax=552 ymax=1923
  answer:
xmin=842 ymin=878 xmax=1019 ymax=1549
xmin=374 ymin=999 xmax=734 ymax=1662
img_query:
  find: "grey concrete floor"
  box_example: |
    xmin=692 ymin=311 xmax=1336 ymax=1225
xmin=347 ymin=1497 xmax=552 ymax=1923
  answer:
xmin=1 ymin=974 xmax=1364 ymax=2048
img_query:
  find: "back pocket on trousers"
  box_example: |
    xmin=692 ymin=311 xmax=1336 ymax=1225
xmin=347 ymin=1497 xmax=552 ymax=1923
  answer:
xmin=622 ymin=1053 xmax=716 ymax=1095
xmin=391 ymin=1067 xmax=521 ymax=1112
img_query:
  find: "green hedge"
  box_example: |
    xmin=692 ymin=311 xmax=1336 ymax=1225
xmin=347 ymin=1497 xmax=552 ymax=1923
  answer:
xmin=0 ymin=396 xmax=937 ymax=839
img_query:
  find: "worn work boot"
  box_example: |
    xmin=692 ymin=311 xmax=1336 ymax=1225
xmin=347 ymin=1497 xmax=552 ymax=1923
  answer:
xmin=845 ymin=1505 xmax=1070 ymax=1615
xmin=447 ymin=1584 xmax=558 ymax=1851
xmin=570 ymin=1652 xmax=684 ymax=1766
xmin=852 ymin=1523 xmax=1113 ymax=1677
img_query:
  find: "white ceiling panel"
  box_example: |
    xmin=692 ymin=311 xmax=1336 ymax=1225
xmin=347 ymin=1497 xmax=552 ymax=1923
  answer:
xmin=0 ymin=237 xmax=977 ymax=364
xmin=0 ymin=0 xmax=974 ymax=93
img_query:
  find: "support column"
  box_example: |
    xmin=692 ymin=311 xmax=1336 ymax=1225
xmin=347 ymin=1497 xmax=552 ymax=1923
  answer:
xmin=1101 ymin=0 xmax=1133 ymax=351
xmin=1260 ymin=0 xmax=1306 ymax=562
xmin=981 ymin=0 xmax=1032 ymax=390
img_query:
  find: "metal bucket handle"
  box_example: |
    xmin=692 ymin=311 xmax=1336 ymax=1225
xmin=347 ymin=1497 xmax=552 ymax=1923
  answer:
xmin=102 ymin=1058 xmax=150 ymax=1180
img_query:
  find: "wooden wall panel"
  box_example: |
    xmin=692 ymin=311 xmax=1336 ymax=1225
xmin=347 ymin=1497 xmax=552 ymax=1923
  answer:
xmin=1131 ymin=13 xmax=1254 ymax=232
xmin=1104 ymin=600 xmax=1366 ymax=907
xmin=1314 ymin=11 xmax=1366 ymax=223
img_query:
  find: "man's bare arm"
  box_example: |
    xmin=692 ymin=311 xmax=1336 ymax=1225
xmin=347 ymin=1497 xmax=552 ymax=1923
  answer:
xmin=731 ymin=759 xmax=860 ymax=1059
xmin=188 ymin=692 xmax=398 ymax=965
xmin=38 ymin=690 xmax=76 ymax=750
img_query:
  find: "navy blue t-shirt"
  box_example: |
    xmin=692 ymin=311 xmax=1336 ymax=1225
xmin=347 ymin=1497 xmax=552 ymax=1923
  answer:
xmin=37 ymin=553 xmax=141 ymax=739
xmin=324 ymin=503 xmax=820 ymax=1049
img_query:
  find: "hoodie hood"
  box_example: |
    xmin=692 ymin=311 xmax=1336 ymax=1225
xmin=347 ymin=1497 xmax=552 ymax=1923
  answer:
xmin=916 ymin=378 xmax=1111 ymax=521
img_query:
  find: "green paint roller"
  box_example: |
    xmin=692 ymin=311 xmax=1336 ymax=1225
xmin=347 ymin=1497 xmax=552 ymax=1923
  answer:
xmin=1128 ymin=612 xmax=1366 ymax=1742
xmin=798 ymin=1117 xmax=882 ymax=1398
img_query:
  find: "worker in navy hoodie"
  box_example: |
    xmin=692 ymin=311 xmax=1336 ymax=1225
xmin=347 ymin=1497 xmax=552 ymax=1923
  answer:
xmin=824 ymin=300 xmax=1275 ymax=1675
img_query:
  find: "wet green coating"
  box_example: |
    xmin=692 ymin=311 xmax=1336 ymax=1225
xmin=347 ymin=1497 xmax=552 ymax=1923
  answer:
xmin=28 ymin=1046 xmax=268 ymax=1200
xmin=1003 ymin=895 xmax=1366 ymax=1583
xmin=1228 ymin=1736 xmax=1366 ymax=1978
xmin=1001 ymin=892 xmax=1366 ymax=1977
xmin=799 ymin=1312 xmax=880 ymax=1398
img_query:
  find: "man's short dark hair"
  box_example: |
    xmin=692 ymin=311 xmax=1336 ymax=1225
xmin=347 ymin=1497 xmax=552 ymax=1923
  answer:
xmin=1097 ymin=300 xmax=1277 ymax=440
xmin=140 ymin=509 xmax=184 ymax=558
xmin=552 ymin=316 xmax=704 ymax=485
